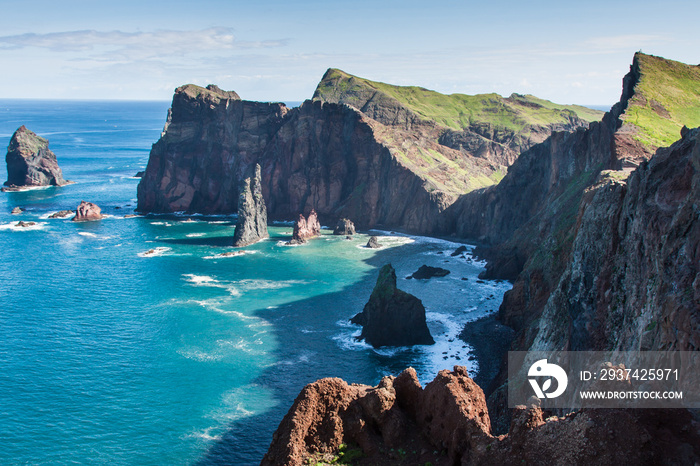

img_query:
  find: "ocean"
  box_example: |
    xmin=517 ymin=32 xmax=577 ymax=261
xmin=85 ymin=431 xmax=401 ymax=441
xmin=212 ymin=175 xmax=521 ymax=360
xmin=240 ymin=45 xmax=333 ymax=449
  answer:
xmin=0 ymin=100 xmax=511 ymax=465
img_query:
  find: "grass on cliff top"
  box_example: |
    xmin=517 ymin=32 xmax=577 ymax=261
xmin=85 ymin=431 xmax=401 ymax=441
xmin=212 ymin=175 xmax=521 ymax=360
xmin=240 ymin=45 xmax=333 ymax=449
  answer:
xmin=313 ymin=68 xmax=603 ymax=131
xmin=622 ymin=53 xmax=700 ymax=148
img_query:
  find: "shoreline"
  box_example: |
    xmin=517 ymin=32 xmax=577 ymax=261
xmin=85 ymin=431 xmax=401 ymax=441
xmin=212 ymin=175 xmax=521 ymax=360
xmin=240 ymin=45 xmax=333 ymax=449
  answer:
xmin=458 ymin=313 xmax=514 ymax=394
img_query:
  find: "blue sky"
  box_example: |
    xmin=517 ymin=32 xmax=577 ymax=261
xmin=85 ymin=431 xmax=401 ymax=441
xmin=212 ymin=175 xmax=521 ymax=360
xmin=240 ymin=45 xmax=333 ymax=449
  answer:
xmin=0 ymin=0 xmax=698 ymax=105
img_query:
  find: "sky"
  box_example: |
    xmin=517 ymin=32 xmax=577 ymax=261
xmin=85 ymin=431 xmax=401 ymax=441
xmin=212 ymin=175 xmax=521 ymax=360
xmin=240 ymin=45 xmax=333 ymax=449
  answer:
xmin=0 ymin=0 xmax=698 ymax=106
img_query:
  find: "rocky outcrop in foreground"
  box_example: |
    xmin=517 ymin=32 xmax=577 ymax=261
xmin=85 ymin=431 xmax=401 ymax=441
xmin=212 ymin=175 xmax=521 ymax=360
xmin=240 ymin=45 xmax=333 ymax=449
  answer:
xmin=263 ymin=366 xmax=699 ymax=466
xmin=232 ymin=164 xmax=268 ymax=247
xmin=4 ymin=126 xmax=68 ymax=189
xmin=351 ymin=264 xmax=434 ymax=347
xmin=287 ymin=210 xmax=321 ymax=245
xmin=72 ymin=201 xmax=103 ymax=222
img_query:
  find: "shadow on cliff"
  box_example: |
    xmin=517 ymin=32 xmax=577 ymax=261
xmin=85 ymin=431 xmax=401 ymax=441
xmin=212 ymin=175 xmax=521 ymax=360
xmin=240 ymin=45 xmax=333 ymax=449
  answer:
xmin=194 ymin=241 xmax=449 ymax=465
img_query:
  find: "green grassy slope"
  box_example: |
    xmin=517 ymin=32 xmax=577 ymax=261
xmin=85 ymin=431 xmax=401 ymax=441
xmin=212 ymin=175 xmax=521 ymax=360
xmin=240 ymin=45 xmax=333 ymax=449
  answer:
xmin=622 ymin=53 xmax=700 ymax=148
xmin=313 ymin=68 xmax=603 ymax=131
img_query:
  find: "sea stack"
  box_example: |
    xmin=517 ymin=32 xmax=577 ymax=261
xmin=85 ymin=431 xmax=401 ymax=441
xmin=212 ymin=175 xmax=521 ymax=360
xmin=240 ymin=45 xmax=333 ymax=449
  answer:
xmin=232 ymin=163 xmax=269 ymax=247
xmin=72 ymin=201 xmax=104 ymax=222
xmin=333 ymin=218 xmax=356 ymax=236
xmin=288 ymin=210 xmax=321 ymax=244
xmin=4 ymin=126 xmax=68 ymax=189
xmin=351 ymin=264 xmax=434 ymax=347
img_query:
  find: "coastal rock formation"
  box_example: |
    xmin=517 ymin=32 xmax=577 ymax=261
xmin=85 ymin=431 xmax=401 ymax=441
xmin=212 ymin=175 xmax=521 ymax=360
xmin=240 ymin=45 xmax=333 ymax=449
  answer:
xmin=48 ymin=210 xmax=74 ymax=219
xmin=232 ymin=163 xmax=268 ymax=247
xmin=288 ymin=210 xmax=321 ymax=245
xmin=136 ymin=84 xmax=288 ymax=214
xmin=71 ymin=201 xmax=103 ymax=222
xmin=15 ymin=221 xmax=36 ymax=228
xmin=263 ymin=366 xmax=699 ymax=465
xmin=11 ymin=207 xmax=24 ymax=214
xmin=365 ymin=236 xmax=381 ymax=248
xmin=4 ymin=126 xmax=68 ymax=189
xmin=350 ymin=264 xmax=434 ymax=347
xmin=137 ymin=71 xmax=598 ymax=234
xmin=410 ymin=264 xmax=451 ymax=279
xmin=332 ymin=218 xmax=355 ymax=236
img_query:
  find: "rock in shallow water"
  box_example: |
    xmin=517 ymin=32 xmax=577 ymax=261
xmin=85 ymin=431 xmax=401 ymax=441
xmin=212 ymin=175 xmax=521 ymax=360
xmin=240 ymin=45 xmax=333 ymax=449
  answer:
xmin=71 ymin=201 xmax=104 ymax=222
xmin=365 ymin=235 xmax=381 ymax=248
xmin=410 ymin=264 xmax=450 ymax=279
xmin=232 ymin=163 xmax=268 ymax=247
xmin=4 ymin=126 xmax=68 ymax=188
xmin=287 ymin=210 xmax=321 ymax=245
xmin=351 ymin=264 xmax=434 ymax=347
xmin=333 ymin=218 xmax=355 ymax=236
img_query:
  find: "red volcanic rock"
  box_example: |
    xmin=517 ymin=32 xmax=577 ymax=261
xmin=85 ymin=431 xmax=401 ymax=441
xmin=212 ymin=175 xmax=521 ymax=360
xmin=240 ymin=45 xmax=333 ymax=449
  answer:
xmin=265 ymin=366 xmax=700 ymax=465
xmin=72 ymin=201 xmax=104 ymax=222
xmin=288 ymin=209 xmax=321 ymax=244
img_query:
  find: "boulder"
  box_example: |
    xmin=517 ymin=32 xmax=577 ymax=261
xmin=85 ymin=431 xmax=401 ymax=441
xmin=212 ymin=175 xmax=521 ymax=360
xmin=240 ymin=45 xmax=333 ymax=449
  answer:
xmin=15 ymin=221 xmax=36 ymax=228
xmin=410 ymin=264 xmax=451 ymax=279
xmin=232 ymin=163 xmax=268 ymax=247
xmin=48 ymin=210 xmax=74 ymax=219
xmin=333 ymin=218 xmax=355 ymax=236
xmin=450 ymin=245 xmax=468 ymax=256
xmin=287 ymin=210 xmax=321 ymax=244
xmin=4 ymin=126 xmax=68 ymax=188
xmin=366 ymin=236 xmax=381 ymax=248
xmin=11 ymin=207 xmax=24 ymax=214
xmin=351 ymin=264 xmax=434 ymax=347
xmin=71 ymin=201 xmax=104 ymax=222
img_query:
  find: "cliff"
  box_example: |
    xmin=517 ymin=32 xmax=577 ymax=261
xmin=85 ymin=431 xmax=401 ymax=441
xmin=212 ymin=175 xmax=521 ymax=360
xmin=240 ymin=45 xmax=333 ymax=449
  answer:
xmin=137 ymin=71 xmax=598 ymax=233
xmin=136 ymin=84 xmax=289 ymax=213
xmin=4 ymin=126 xmax=68 ymax=188
xmin=530 ymin=126 xmax=699 ymax=352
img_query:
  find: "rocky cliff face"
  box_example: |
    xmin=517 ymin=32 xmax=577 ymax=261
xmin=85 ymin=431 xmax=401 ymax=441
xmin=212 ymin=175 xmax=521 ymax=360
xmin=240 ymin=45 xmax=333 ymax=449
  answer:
xmin=4 ymin=126 xmax=67 ymax=188
xmin=263 ymin=366 xmax=699 ymax=465
xmin=351 ymin=264 xmax=434 ymax=347
xmin=232 ymin=163 xmax=268 ymax=247
xmin=531 ymin=127 xmax=699 ymax=352
xmin=136 ymin=84 xmax=288 ymax=213
xmin=137 ymin=71 xmax=599 ymax=234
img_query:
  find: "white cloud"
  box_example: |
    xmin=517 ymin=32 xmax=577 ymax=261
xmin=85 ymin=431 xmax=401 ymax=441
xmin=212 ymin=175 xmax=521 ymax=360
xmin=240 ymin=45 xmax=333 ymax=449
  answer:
xmin=0 ymin=28 xmax=287 ymax=61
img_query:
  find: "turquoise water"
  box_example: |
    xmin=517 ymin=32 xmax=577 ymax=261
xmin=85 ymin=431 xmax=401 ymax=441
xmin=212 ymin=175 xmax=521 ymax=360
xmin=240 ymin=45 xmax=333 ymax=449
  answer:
xmin=0 ymin=100 xmax=511 ymax=465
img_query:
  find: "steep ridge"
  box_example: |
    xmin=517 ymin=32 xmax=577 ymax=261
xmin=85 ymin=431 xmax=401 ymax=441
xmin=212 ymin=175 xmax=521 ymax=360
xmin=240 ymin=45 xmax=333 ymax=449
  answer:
xmin=313 ymin=68 xmax=601 ymax=166
xmin=137 ymin=71 xmax=598 ymax=232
